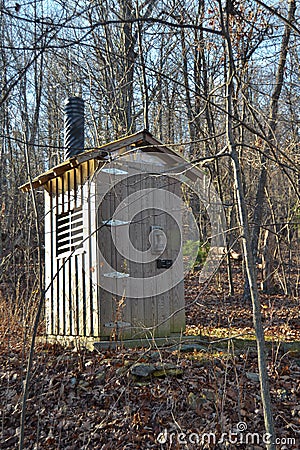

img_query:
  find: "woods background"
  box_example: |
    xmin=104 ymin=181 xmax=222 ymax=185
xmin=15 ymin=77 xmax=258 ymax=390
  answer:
xmin=0 ymin=1 xmax=300 ymax=449
xmin=0 ymin=0 xmax=299 ymax=333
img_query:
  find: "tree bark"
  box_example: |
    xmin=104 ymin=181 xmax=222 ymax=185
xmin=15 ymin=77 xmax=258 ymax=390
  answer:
xmin=246 ymin=0 xmax=296 ymax=297
xmin=218 ymin=1 xmax=276 ymax=447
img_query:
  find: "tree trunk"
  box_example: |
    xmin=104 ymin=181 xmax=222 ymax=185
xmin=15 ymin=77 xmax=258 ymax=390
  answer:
xmin=218 ymin=1 xmax=276 ymax=446
xmin=245 ymin=0 xmax=296 ymax=298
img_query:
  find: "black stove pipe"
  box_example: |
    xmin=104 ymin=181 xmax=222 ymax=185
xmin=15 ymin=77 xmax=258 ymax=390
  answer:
xmin=64 ymin=97 xmax=84 ymax=160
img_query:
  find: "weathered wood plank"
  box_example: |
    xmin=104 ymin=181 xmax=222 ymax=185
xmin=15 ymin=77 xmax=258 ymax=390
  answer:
xmin=141 ymin=171 xmax=159 ymax=338
xmin=87 ymin=161 xmax=99 ymax=336
xmin=113 ymin=174 xmax=132 ymax=340
xmin=168 ymin=178 xmax=185 ymax=333
xmin=127 ymin=167 xmax=146 ymax=339
xmin=97 ymin=169 xmax=116 ymax=339
xmin=44 ymin=186 xmax=52 ymax=335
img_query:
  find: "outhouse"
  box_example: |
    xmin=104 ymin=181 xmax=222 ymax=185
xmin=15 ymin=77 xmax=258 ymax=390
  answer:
xmin=20 ymin=98 xmax=197 ymax=344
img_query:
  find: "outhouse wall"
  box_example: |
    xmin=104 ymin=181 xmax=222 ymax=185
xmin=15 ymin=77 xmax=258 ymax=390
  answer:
xmin=95 ymin=159 xmax=185 ymax=340
xmin=44 ymin=159 xmax=100 ymax=337
xmin=44 ymin=152 xmax=186 ymax=341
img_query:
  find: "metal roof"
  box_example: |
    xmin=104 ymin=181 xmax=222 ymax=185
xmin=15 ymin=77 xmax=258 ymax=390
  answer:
xmin=19 ymin=130 xmax=177 ymax=192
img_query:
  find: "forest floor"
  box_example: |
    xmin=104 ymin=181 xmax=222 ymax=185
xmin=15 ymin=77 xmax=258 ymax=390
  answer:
xmin=0 ymin=260 xmax=300 ymax=449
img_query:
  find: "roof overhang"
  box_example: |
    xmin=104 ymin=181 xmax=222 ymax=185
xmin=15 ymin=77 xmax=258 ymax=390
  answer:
xmin=19 ymin=130 xmax=178 ymax=192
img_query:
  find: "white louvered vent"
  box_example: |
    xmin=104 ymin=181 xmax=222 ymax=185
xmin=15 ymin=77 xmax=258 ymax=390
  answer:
xmin=56 ymin=206 xmax=83 ymax=257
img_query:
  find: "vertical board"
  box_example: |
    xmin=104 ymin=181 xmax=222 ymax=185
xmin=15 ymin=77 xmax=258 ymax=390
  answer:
xmin=111 ymin=174 xmax=132 ymax=340
xmin=140 ymin=172 xmax=162 ymax=337
xmin=64 ymin=171 xmax=72 ymax=335
xmin=83 ymin=162 xmax=92 ymax=336
xmin=97 ymin=172 xmax=112 ymax=338
xmin=44 ymin=186 xmax=53 ymax=335
xmin=86 ymin=160 xmax=100 ymax=336
xmin=127 ymin=165 xmax=146 ymax=339
xmin=97 ymin=168 xmax=122 ymax=339
xmin=153 ymin=174 xmax=171 ymax=338
xmin=77 ymin=165 xmax=84 ymax=336
xmin=70 ymin=168 xmax=78 ymax=335
xmin=56 ymin=176 xmax=63 ymax=335
xmin=168 ymin=178 xmax=185 ymax=333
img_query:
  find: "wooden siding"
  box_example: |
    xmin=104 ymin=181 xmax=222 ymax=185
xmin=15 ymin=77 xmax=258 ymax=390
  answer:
xmin=45 ymin=160 xmax=100 ymax=337
xmin=96 ymin=161 xmax=185 ymax=340
xmin=45 ymin=155 xmax=185 ymax=340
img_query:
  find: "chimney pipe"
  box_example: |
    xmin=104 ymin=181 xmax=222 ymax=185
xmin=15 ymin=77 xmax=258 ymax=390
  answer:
xmin=64 ymin=97 xmax=84 ymax=159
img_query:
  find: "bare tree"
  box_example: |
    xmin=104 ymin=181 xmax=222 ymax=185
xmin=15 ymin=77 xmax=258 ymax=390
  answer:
xmin=248 ymin=0 xmax=296 ymax=295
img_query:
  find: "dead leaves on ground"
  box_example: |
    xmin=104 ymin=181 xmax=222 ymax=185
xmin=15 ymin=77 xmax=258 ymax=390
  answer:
xmin=1 ymin=264 xmax=300 ymax=449
xmin=0 ymin=341 xmax=300 ymax=449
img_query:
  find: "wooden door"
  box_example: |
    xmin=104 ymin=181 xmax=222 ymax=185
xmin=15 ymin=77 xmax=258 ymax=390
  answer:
xmin=97 ymin=162 xmax=185 ymax=340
